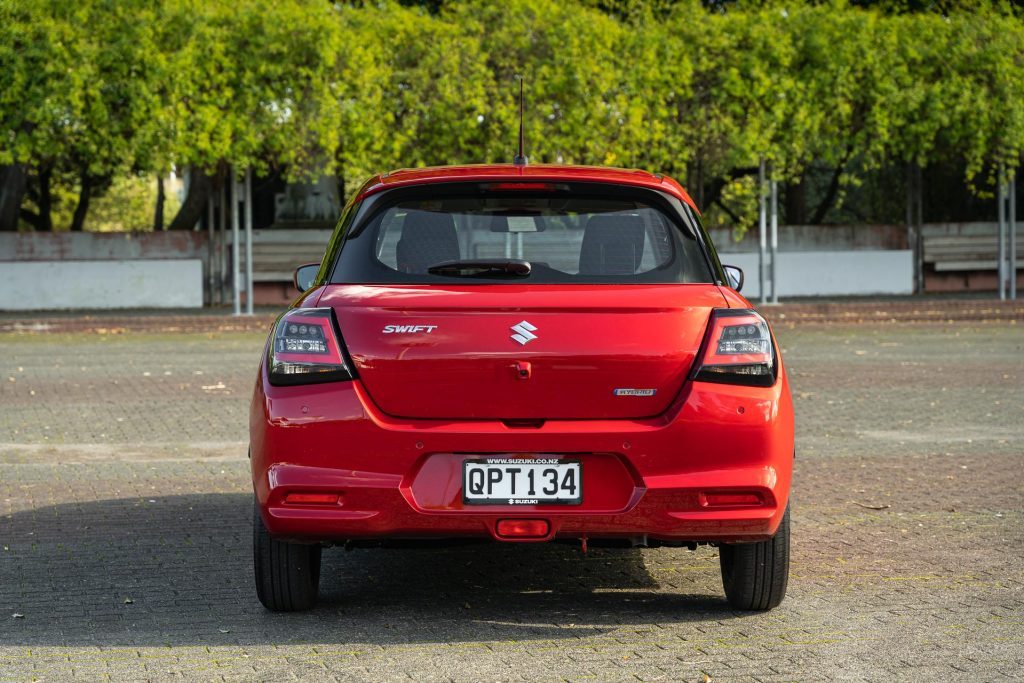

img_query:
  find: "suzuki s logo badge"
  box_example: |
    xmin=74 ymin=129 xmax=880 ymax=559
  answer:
xmin=510 ymin=320 xmax=538 ymax=346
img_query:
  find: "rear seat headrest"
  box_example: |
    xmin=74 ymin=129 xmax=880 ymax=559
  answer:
xmin=578 ymin=213 xmax=646 ymax=275
xmin=396 ymin=210 xmax=460 ymax=274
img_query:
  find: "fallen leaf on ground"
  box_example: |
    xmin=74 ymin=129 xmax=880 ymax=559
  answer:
xmin=852 ymin=501 xmax=891 ymax=510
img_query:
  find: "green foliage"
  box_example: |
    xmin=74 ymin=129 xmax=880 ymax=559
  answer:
xmin=87 ymin=176 xmax=181 ymax=232
xmin=29 ymin=174 xmax=179 ymax=232
xmin=2 ymin=0 xmax=1024 ymax=232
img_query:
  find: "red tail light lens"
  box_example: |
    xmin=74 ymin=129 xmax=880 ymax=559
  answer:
xmin=268 ymin=308 xmax=353 ymax=386
xmin=692 ymin=309 xmax=776 ymax=387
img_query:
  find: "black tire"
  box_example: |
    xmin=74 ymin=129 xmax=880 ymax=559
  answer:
xmin=719 ymin=506 xmax=790 ymax=610
xmin=253 ymin=503 xmax=322 ymax=612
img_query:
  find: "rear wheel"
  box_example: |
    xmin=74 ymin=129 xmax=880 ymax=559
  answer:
xmin=253 ymin=503 xmax=322 ymax=612
xmin=719 ymin=506 xmax=790 ymax=610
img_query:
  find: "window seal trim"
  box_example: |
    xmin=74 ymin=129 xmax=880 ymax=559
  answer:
xmin=326 ymin=181 xmax=720 ymax=286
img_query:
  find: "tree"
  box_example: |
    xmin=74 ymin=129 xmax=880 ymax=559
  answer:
xmin=2 ymin=0 xmax=1024 ymax=233
xmin=0 ymin=0 xmax=80 ymax=231
xmin=462 ymin=0 xmax=633 ymax=166
xmin=163 ymin=0 xmax=357 ymax=229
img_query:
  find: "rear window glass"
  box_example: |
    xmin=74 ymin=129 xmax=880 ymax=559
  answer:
xmin=334 ymin=190 xmax=713 ymax=284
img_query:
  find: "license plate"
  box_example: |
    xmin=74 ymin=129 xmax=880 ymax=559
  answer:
xmin=462 ymin=458 xmax=582 ymax=505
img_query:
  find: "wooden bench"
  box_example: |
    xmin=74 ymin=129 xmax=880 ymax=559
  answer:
xmin=923 ymin=234 xmax=1021 ymax=272
xmin=232 ymin=229 xmax=333 ymax=282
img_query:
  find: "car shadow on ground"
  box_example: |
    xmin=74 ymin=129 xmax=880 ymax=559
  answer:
xmin=0 ymin=493 xmax=744 ymax=648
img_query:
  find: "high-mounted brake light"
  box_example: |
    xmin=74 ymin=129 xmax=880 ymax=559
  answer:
xmin=691 ymin=309 xmax=776 ymax=387
xmin=268 ymin=308 xmax=353 ymax=386
xmin=480 ymin=182 xmax=568 ymax=191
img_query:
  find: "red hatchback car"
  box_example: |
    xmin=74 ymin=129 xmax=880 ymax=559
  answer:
xmin=250 ymin=164 xmax=794 ymax=612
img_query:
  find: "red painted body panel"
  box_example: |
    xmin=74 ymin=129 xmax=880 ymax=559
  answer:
xmin=250 ymin=168 xmax=793 ymax=546
xmin=320 ymin=284 xmax=728 ymax=420
xmin=250 ymin=328 xmax=794 ymax=544
xmin=352 ymin=164 xmax=699 ymax=212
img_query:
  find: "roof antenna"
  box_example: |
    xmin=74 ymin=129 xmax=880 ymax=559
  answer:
xmin=513 ymin=75 xmax=528 ymax=166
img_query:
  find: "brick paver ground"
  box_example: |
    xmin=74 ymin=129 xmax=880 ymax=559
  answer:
xmin=0 ymin=317 xmax=1021 ymax=681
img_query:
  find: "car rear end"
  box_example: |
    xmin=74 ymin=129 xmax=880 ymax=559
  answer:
xmin=250 ymin=168 xmax=793 ymax=611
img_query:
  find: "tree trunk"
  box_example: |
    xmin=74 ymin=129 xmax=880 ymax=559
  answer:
xmin=70 ymin=173 xmax=93 ymax=232
xmin=809 ymin=146 xmax=854 ymax=225
xmin=0 ymin=163 xmax=27 ymax=231
xmin=784 ymin=174 xmax=807 ymax=225
xmin=168 ymin=165 xmax=215 ymax=230
xmin=28 ymin=165 xmax=54 ymax=232
xmin=695 ymin=154 xmax=704 ymax=209
xmin=154 ymin=175 xmax=166 ymax=230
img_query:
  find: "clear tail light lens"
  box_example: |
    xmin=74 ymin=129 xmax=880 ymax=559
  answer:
xmin=691 ymin=309 xmax=776 ymax=387
xmin=268 ymin=308 xmax=353 ymax=386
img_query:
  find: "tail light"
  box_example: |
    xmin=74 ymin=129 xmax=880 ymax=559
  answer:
xmin=267 ymin=308 xmax=354 ymax=386
xmin=691 ymin=309 xmax=776 ymax=387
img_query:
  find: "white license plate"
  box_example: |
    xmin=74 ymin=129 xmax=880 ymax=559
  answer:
xmin=462 ymin=458 xmax=582 ymax=505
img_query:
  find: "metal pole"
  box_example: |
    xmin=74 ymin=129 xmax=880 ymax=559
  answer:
xmin=758 ymin=158 xmax=767 ymax=304
xmin=219 ymin=182 xmax=228 ymax=305
xmin=998 ymin=168 xmax=1006 ymax=301
xmin=1010 ymin=173 xmax=1017 ymax=300
xmin=206 ymin=196 xmax=215 ymax=307
xmin=244 ymin=167 xmax=254 ymax=316
xmin=915 ymin=165 xmax=924 ymax=294
xmin=770 ymin=176 xmax=779 ymax=304
xmin=906 ymin=164 xmax=915 ymax=293
xmin=231 ymin=169 xmax=241 ymax=315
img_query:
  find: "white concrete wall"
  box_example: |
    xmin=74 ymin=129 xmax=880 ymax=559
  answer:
xmin=0 ymin=231 xmax=207 ymax=261
xmin=720 ymin=250 xmax=913 ymax=298
xmin=0 ymin=259 xmax=203 ymax=311
xmin=0 ymin=250 xmax=912 ymax=309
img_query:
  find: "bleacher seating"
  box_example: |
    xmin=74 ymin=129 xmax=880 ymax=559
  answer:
xmin=923 ymin=234 xmax=1021 ymax=272
xmin=234 ymin=229 xmax=332 ymax=282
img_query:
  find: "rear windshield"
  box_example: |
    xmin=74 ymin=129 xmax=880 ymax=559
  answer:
xmin=332 ymin=188 xmax=713 ymax=284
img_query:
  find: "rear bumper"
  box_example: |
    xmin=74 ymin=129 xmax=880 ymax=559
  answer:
xmin=250 ymin=370 xmax=794 ymax=544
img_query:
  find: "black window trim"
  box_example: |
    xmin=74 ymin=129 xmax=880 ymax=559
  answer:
xmin=323 ymin=180 xmax=725 ymax=287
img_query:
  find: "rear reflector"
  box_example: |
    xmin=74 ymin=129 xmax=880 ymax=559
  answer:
xmin=284 ymin=492 xmax=340 ymax=506
xmin=701 ymin=492 xmax=763 ymax=507
xmin=496 ymin=519 xmax=550 ymax=538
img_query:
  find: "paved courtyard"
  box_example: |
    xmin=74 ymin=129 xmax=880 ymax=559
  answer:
xmin=0 ymin=319 xmax=1021 ymax=681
